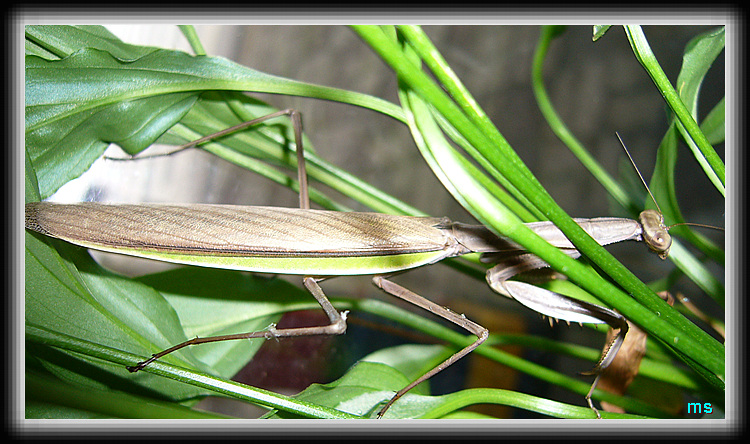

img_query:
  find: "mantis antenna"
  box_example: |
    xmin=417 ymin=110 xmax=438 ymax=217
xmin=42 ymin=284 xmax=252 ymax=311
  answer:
xmin=616 ymin=132 xmax=724 ymax=235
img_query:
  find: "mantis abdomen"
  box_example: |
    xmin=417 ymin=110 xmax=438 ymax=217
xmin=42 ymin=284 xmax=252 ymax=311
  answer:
xmin=25 ymin=201 xmax=463 ymax=275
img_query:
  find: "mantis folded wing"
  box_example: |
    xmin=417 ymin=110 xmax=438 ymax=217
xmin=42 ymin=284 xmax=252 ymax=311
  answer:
xmin=25 ymin=110 xmax=674 ymax=418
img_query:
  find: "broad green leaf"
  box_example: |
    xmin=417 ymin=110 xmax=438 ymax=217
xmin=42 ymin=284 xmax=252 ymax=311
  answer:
xmin=25 ymin=26 xmax=405 ymax=199
xmin=135 ymin=268 xmax=314 ymax=376
xmin=266 ymin=358 xmax=650 ymax=419
xmin=25 ymin=25 xmax=155 ymax=60
xmin=25 ymin=231 xmax=209 ymax=400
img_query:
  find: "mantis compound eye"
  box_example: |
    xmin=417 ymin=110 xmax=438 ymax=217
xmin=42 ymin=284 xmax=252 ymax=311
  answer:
xmin=639 ymin=209 xmax=672 ymax=259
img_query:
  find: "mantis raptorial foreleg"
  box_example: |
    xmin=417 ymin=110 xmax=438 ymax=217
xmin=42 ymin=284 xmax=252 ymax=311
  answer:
xmin=596 ymin=291 xmax=674 ymax=414
xmin=485 ymin=253 xmax=629 ymax=418
xmin=477 ymin=205 xmax=677 ymax=417
xmin=476 ymin=134 xmax=722 ymax=417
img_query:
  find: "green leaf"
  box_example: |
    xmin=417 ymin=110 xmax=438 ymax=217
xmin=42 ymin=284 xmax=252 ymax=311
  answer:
xmin=673 ymin=26 xmax=726 ymax=193
xmin=25 ymin=233 xmax=209 ymax=400
xmin=26 ymin=371 xmax=228 ymax=419
xmin=701 ymin=97 xmax=725 ymax=145
xmin=25 ymin=27 xmax=405 ymax=199
xmin=25 ymin=25 xmax=152 ymax=60
xmin=267 ymin=357 xmax=650 ymax=419
xmin=592 ymin=25 xmax=612 ymax=41
xmin=135 ymin=268 xmax=313 ymax=376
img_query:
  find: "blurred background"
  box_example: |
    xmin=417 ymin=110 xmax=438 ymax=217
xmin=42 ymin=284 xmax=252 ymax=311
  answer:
xmin=49 ymin=25 xmax=725 ymax=418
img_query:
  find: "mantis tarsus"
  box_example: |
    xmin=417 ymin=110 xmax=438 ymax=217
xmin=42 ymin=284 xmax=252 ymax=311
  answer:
xmin=26 ymin=109 xmax=690 ymax=419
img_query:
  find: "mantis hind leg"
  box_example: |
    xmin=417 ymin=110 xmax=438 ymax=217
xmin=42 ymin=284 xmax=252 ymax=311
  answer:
xmin=371 ymin=276 xmax=489 ymax=418
xmin=106 ymin=108 xmax=311 ymax=210
xmin=127 ymin=276 xmax=347 ymax=372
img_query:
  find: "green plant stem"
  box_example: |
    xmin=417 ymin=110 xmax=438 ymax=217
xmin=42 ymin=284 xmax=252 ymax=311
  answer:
xmin=623 ymin=25 xmax=725 ymax=191
xmin=26 ymin=324 xmax=362 ymax=419
xmin=352 ymin=25 xmax=724 ymax=383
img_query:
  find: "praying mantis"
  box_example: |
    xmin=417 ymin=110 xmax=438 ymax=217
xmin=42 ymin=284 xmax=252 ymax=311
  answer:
xmin=25 ymin=109 xmax=699 ymax=419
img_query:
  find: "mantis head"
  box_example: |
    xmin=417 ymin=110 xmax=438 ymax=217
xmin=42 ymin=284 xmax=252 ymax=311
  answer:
xmin=638 ymin=209 xmax=672 ymax=260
